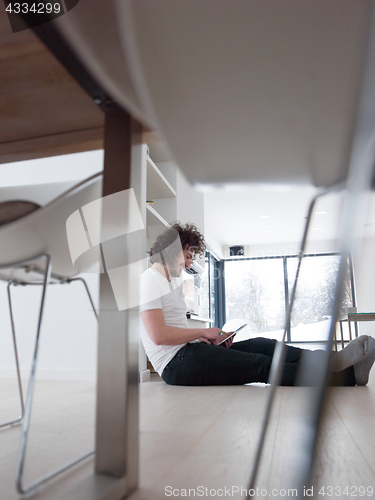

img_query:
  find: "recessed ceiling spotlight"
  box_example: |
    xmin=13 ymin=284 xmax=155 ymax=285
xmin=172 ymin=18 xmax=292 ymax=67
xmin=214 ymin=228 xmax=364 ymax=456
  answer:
xmin=260 ymin=214 xmax=271 ymax=219
xmin=363 ymin=223 xmax=373 ymax=227
xmin=316 ymin=210 xmax=327 ymax=215
xmin=313 ymin=227 xmax=323 ymax=231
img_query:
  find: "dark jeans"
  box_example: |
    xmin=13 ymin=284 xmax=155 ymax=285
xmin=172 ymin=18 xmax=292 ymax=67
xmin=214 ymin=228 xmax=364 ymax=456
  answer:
xmin=161 ymin=338 xmax=356 ymax=386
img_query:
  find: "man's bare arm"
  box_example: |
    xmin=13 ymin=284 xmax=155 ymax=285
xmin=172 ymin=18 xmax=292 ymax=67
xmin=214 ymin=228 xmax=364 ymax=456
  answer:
xmin=140 ymin=309 xmax=222 ymax=346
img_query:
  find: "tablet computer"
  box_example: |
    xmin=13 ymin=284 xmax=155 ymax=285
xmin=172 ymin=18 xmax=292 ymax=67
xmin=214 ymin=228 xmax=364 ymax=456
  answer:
xmin=217 ymin=323 xmax=248 ymax=345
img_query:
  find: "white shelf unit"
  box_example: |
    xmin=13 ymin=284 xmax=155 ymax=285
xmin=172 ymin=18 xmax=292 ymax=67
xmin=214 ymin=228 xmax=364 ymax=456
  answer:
xmin=146 ymin=204 xmax=171 ymax=248
xmin=140 ymin=147 xmax=206 ymax=380
xmin=141 ymin=152 xmax=178 ymax=380
xmin=146 ymin=155 xmax=176 ymax=199
xmin=146 ymin=154 xmax=176 ymax=251
xmin=146 ymin=203 xmax=170 ymax=228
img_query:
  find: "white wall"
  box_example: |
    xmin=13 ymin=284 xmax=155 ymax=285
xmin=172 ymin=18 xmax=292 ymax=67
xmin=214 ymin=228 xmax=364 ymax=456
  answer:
xmin=0 ymin=274 xmax=99 ymax=380
xmin=176 ymin=169 xmax=206 ymax=270
xmin=239 ymin=239 xmax=341 ymax=259
xmin=151 ymin=160 xmax=204 ymax=231
xmin=0 ymin=150 xmax=103 ymax=187
xmin=204 ymin=218 xmax=225 ymax=259
xmin=176 ymin=168 xmax=204 ymax=233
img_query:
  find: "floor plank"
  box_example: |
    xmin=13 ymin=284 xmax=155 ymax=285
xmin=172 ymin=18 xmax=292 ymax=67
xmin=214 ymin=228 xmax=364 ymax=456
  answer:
xmin=0 ymin=371 xmax=374 ymax=499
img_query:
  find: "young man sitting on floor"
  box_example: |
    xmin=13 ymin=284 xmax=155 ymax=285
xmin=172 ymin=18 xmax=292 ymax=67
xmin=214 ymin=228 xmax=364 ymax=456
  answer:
xmin=140 ymin=222 xmax=375 ymax=386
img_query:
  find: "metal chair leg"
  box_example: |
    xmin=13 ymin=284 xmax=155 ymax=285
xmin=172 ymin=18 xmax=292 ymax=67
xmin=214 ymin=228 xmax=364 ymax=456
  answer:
xmin=16 ymin=254 xmax=52 ymax=494
xmin=67 ymin=277 xmax=99 ymax=322
xmin=0 ymin=282 xmax=25 ymax=429
xmin=246 ymin=182 xmax=344 ymax=497
xmin=0 ymin=254 xmax=97 ymax=493
xmin=247 ymin=0 xmax=375 ymax=487
xmin=15 ymin=256 xmax=95 ymax=495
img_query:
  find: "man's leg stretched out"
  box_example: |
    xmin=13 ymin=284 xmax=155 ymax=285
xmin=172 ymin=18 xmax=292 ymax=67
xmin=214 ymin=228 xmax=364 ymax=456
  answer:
xmin=162 ymin=337 xmax=375 ymax=387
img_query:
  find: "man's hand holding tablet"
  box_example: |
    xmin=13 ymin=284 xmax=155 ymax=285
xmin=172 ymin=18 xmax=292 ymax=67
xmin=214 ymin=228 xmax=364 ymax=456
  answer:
xmin=216 ymin=324 xmax=248 ymax=346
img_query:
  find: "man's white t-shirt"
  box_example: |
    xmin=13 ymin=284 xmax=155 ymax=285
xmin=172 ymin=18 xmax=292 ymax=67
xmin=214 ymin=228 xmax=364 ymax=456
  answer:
xmin=139 ymin=267 xmax=189 ymax=376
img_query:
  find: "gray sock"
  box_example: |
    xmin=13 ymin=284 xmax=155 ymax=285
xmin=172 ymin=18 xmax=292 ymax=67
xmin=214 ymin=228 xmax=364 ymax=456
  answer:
xmin=330 ymin=335 xmax=369 ymax=372
xmin=354 ymin=337 xmax=375 ymax=386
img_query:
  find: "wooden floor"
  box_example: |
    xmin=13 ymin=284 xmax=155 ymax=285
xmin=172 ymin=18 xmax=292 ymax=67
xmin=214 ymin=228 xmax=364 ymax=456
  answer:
xmin=0 ymin=369 xmax=375 ymax=499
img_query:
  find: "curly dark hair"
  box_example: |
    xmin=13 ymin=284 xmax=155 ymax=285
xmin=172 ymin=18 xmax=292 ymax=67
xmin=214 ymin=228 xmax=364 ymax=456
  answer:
xmin=149 ymin=222 xmax=206 ymax=265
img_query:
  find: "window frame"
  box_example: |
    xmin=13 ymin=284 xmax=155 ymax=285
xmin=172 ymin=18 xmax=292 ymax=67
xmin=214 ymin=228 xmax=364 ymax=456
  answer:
xmin=206 ymin=250 xmax=223 ymax=327
xmin=220 ymin=252 xmax=357 ymax=344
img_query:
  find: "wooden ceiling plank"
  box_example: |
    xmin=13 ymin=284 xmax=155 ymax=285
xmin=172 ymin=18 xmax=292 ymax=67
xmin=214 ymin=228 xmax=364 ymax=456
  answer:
xmin=0 ymin=6 xmax=105 ymax=159
xmin=0 ymin=126 xmax=104 ymax=164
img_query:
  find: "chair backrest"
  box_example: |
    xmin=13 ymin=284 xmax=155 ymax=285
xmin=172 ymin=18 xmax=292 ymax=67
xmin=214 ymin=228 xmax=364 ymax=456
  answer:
xmin=0 ymin=173 xmax=102 ymax=283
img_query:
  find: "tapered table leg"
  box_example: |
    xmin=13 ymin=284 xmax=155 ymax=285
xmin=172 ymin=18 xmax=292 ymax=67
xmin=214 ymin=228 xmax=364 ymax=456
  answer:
xmin=95 ymin=106 xmax=142 ymax=497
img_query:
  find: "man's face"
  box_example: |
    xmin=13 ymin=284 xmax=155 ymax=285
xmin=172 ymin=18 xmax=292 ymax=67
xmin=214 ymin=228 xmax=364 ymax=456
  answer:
xmin=169 ymin=245 xmax=195 ymax=277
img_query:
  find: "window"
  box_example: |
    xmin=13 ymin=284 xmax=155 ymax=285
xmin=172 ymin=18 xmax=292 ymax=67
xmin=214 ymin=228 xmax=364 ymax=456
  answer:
xmin=225 ymin=258 xmax=285 ymax=338
xmin=287 ymin=254 xmax=354 ymax=342
xmin=224 ymin=253 xmax=355 ymax=344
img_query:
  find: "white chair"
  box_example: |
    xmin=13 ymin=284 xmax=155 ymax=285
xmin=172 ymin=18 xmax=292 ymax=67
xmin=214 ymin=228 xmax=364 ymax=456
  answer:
xmin=0 ymin=172 xmax=102 ymax=494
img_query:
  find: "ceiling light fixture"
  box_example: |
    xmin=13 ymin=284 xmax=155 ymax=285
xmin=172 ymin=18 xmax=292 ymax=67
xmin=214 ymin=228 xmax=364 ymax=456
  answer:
xmin=316 ymin=210 xmax=327 ymax=215
xmin=313 ymin=227 xmax=322 ymax=231
xmin=260 ymin=214 xmax=271 ymax=219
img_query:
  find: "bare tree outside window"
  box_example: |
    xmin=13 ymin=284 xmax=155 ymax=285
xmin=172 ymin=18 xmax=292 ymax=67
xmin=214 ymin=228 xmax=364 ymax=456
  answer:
xmin=288 ymin=255 xmax=353 ymax=341
xmin=224 ymin=254 xmax=354 ymax=343
xmin=225 ymin=259 xmax=285 ymax=338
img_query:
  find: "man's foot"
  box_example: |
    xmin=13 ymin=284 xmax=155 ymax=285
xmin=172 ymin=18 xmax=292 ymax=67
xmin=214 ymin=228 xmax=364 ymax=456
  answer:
xmin=330 ymin=335 xmax=369 ymax=372
xmin=354 ymin=337 xmax=375 ymax=386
